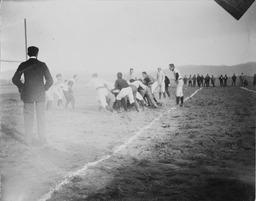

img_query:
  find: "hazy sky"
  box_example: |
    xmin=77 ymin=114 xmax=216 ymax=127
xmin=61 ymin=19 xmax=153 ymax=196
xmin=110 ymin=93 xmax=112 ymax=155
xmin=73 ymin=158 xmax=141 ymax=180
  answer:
xmin=1 ymin=0 xmax=256 ymax=74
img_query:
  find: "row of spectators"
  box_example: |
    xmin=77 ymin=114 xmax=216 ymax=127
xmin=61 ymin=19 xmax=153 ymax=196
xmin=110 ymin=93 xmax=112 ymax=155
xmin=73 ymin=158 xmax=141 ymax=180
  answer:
xmin=182 ymin=73 xmax=256 ymax=87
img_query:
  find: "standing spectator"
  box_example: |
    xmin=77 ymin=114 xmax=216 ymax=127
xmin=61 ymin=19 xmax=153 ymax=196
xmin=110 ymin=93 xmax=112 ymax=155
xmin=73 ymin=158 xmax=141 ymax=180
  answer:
xmin=231 ymin=73 xmax=237 ymax=86
xmin=164 ymin=76 xmax=171 ymax=98
xmin=156 ymin=67 xmax=166 ymax=99
xmin=205 ymin=74 xmax=210 ymax=87
xmin=183 ymin=75 xmax=188 ymax=86
xmin=188 ymin=75 xmax=192 ymax=87
xmin=223 ymin=74 xmax=228 ymax=86
xmin=239 ymin=73 xmax=244 ymax=86
xmin=253 ymin=74 xmax=256 ymax=85
xmin=219 ymin=75 xmax=224 ymax=87
xmin=211 ymin=75 xmax=216 ymax=87
xmin=200 ymin=75 xmax=205 ymax=87
xmin=244 ymin=78 xmax=248 ymax=86
xmin=12 ymin=46 xmax=53 ymax=145
xmin=197 ymin=74 xmax=201 ymax=87
xmin=192 ymin=74 xmax=197 ymax=87
xmin=169 ymin=63 xmax=184 ymax=107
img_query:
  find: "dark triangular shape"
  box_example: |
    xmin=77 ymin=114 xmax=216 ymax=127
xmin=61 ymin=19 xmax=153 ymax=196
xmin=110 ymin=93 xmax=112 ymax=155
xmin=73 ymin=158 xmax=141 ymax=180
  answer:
xmin=214 ymin=0 xmax=255 ymax=20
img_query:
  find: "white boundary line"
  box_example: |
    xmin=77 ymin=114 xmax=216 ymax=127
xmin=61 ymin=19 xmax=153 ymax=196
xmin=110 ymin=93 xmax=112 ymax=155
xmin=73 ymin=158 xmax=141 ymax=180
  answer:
xmin=240 ymin=87 xmax=256 ymax=94
xmin=37 ymin=87 xmax=202 ymax=201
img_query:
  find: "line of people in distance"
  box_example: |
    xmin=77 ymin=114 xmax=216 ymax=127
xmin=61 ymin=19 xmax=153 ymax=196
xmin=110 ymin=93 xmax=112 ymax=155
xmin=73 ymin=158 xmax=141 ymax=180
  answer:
xmin=183 ymin=73 xmax=252 ymax=88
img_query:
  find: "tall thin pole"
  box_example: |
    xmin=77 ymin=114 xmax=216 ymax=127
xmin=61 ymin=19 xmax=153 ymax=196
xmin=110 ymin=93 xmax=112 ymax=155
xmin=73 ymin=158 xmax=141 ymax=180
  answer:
xmin=24 ymin=18 xmax=28 ymax=60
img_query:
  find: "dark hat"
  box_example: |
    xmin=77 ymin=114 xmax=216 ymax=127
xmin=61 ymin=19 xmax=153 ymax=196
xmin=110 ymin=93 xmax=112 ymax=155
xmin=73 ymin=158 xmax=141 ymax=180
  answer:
xmin=27 ymin=46 xmax=39 ymax=56
xmin=169 ymin=63 xmax=174 ymax=68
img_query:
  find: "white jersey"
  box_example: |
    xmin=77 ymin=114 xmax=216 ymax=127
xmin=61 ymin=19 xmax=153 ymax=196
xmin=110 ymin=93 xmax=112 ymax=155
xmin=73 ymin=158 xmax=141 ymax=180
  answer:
xmin=157 ymin=70 xmax=165 ymax=84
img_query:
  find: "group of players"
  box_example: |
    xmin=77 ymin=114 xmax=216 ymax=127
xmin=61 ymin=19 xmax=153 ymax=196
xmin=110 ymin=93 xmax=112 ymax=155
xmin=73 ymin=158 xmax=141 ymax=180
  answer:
xmin=48 ymin=64 xmax=184 ymax=113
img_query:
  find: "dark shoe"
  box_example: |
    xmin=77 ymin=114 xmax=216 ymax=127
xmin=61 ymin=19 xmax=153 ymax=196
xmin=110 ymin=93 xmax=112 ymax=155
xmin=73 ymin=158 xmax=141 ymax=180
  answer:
xmin=176 ymin=97 xmax=180 ymax=105
xmin=180 ymin=96 xmax=184 ymax=105
xmin=156 ymin=102 xmax=162 ymax=106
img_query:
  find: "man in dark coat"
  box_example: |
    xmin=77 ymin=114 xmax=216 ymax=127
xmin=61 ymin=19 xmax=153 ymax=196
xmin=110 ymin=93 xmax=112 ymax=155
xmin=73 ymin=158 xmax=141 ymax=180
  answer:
xmin=12 ymin=46 xmax=53 ymax=145
xmin=223 ymin=74 xmax=228 ymax=86
xmin=192 ymin=74 xmax=196 ymax=87
xmin=205 ymin=74 xmax=210 ymax=87
xmin=196 ymin=74 xmax=201 ymax=87
xmin=211 ymin=75 xmax=216 ymax=87
xmin=232 ymin=73 xmax=237 ymax=86
xmin=219 ymin=75 xmax=224 ymax=87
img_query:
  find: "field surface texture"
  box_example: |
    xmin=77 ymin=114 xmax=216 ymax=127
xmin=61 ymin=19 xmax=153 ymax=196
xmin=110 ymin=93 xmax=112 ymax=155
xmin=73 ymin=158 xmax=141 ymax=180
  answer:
xmin=0 ymin=84 xmax=255 ymax=201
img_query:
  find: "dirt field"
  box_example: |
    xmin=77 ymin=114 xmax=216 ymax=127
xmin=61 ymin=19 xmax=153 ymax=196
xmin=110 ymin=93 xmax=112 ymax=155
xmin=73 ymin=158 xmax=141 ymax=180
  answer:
xmin=0 ymin=84 xmax=255 ymax=201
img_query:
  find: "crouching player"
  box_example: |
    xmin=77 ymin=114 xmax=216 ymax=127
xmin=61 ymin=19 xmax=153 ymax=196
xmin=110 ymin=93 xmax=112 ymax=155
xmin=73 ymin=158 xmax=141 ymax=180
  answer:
xmin=114 ymin=72 xmax=140 ymax=112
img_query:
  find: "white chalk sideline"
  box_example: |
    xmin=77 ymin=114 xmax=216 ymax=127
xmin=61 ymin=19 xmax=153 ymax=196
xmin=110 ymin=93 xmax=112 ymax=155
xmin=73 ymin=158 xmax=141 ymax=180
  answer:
xmin=240 ymin=87 xmax=256 ymax=94
xmin=37 ymin=87 xmax=202 ymax=201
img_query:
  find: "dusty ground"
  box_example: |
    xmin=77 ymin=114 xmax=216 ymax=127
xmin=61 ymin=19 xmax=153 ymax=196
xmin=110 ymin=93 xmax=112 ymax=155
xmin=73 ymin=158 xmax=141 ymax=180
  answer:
xmin=0 ymin=84 xmax=255 ymax=201
xmin=0 ymin=83 xmax=181 ymax=201
xmin=47 ymin=86 xmax=255 ymax=201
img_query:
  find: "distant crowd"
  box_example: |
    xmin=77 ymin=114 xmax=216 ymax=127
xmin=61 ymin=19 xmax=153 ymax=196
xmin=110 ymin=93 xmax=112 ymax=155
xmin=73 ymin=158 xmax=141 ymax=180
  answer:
xmin=183 ymin=73 xmax=256 ymax=88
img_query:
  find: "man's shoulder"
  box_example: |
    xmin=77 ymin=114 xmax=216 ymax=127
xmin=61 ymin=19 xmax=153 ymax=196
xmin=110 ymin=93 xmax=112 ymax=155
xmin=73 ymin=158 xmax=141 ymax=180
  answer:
xmin=21 ymin=59 xmax=46 ymax=67
xmin=35 ymin=59 xmax=47 ymax=67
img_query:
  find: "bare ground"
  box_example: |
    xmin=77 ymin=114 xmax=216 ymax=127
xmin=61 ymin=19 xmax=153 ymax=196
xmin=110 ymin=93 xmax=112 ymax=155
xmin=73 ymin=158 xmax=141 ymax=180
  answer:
xmin=47 ymin=86 xmax=256 ymax=201
xmin=0 ymin=84 xmax=182 ymax=201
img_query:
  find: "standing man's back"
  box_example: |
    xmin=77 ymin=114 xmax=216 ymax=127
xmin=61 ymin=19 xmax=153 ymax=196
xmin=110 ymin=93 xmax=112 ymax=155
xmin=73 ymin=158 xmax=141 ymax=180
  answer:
xmin=12 ymin=46 xmax=53 ymax=145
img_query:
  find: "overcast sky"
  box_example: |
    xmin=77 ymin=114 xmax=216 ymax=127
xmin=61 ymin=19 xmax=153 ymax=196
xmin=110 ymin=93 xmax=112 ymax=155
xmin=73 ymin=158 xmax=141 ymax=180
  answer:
xmin=1 ymin=0 xmax=256 ymax=74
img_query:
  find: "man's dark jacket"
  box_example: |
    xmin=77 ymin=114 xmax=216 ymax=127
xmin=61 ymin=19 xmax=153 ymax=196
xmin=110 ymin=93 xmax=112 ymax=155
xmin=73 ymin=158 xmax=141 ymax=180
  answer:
xmin=12 ymin=58 xmax=53 ymax=103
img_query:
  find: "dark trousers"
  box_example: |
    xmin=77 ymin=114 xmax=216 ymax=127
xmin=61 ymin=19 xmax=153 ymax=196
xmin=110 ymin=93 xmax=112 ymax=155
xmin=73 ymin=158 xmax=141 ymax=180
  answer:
xmin=165 ymin=85 xmax=171 ymax=97
xmin=197 ymin=80 xmax=201 ymax=87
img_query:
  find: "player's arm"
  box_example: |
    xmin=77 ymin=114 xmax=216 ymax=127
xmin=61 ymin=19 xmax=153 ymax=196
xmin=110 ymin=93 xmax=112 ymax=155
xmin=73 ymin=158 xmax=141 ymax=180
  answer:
xmin=175 ymin=73 xmax=179 ymax=82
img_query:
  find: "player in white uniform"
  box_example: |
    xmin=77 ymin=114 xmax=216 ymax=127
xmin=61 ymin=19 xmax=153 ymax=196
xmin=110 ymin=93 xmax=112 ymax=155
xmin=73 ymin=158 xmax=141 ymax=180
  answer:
xmin=157 ymin=67 xmax=166 ymax=99
xmin=169 ymin=63 xmax=184 ymax=107
xmin=88 ymin=73 xmax=115 ymax=112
